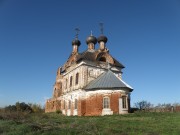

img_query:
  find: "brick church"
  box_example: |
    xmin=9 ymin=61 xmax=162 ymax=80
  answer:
xmin=45 ymin=28 xmax=133 ymax=116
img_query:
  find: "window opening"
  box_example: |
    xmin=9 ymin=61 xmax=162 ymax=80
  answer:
xmin=122 ymin=96 xmax=127 ymax=109
xmin=103 ymin=97 xmax=110 ymax=109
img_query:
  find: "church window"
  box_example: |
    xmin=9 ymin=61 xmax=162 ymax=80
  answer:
xmin=75 ymin=73 xmax=79 ymax=85
xmin=99 ymin=57 xmax=106 ymax=62
xmin=122 ymin=96 xmax=127 ymax=109
xmin=103 ymin=97 xmax=110 ymax=109
xmin=70 ymin=76 xmax=73 ymax=87
xmin=68 ymin=100 xmax=71 ymax=109
xmin=75 ymin=99 xmax=78 ymax=109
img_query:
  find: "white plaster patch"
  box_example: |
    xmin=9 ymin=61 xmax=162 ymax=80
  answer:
xmin=86 ymin=89 xmax=128 ymax=98
xmin=67 ymin=109 xmax=71 ymax=116
xmin=62 ymin=110 xmax=65 ymax=115
xmin=102 ymin=108 xmax=113 ymax=116
xmin=73 ymin=109 xmax=78 ymax=116
xmin=59 ymin=89 xmax=129 ymax=102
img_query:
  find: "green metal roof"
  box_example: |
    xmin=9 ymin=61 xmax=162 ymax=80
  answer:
xmin=85 ymin=70 xmax=133 ymax=92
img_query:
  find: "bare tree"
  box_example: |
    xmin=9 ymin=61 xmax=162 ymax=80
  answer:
xmin=134 ymin=100 xmax=153 ymax=111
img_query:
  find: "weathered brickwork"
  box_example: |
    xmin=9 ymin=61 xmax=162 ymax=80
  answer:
xmin=45 ymin=33 xmax=133 ymax=116
xmin=46 ymin=91 xmax=128 ymax=116
xmin=85 ymin=94 xmax=103 ymax=116
xmin=110 ymin=92 xmax=121 ymax=114
xmin=45 ymin=99 xmax=61 ymax=113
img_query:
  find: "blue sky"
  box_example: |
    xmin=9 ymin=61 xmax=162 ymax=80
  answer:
xmin=0 ymin=0 xmax=180 ymax=107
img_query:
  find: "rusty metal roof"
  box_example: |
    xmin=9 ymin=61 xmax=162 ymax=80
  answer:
xmin=61 ymin=50 xmax=125 ymax=73
xmin=76 ymin=50 xmax=125 ymax=68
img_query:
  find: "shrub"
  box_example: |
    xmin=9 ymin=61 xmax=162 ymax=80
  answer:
xmin=28 ymin=103 xmax=44 ymax=113
xmin=56 ymin=110 xmax=62 ymax=114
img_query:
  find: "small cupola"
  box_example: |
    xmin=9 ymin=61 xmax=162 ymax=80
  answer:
xmin=97 ymin=23 xmax=108 ymax=51
xmin=72 ymin=38 xmax=81 ymax=53
xmin=72 ymin=28 xmax=81 ymax=54
xmin=86 ymin=31 xmax=97 ymax=50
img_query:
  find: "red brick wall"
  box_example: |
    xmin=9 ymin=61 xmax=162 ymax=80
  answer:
xmin=46 ymin=92 xmax=129 ymax=116
xmin=110 ymin=93 xmax=120 ymax=114
xmin=80 ymin=92 xmax=121 ymax=116
xmin=45 ymin=99 xmax=61 ymax=113
xmin=175 ymin=106 xmax=180 ymax=112
xmin=85 ymin=94 xmax=103 ymax=116
xmin=78 ymin=100 xmax=86 ymax=116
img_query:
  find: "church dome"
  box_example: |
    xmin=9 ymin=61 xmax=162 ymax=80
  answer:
xmin=97 ymin=35 xmax=108 ymax=43
xmin=86 ymin=35 xmax=97 ymax=45
xmin=72 ymin=39 xmax=81 ymax=46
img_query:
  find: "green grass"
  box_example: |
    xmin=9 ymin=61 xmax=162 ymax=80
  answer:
xmin=0 ymin=112 xmax=180 ymax=135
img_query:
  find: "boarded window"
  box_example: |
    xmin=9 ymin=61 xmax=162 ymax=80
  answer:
xmin=70 ymin=76 xmax=73 ymax=87
xmin=65 ymin=79 xmax=68 ymax=89
xmin=75 ymin=73 xmax=79 ymax=85
xmin=103 ymin=97 xmax=110 ymax=109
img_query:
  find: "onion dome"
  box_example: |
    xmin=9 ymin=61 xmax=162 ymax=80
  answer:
xmin=72 ymin=38 xmax=81 ymax=46
xmin=97 ymin=35 xmax=108 ymax=43
xmin=86 ymin=35 xmax=97 ymax=45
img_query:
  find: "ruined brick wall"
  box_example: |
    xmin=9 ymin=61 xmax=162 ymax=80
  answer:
xmin=45 ymin=99 xmax=61 ymax=113
xmin=175 ymin=106 xmax=180 ymax=112
xmin=53 ymin=82 xmax=62 ymax=98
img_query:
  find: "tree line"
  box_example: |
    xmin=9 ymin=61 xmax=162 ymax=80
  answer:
xmin=1 ymin=102 xmax=44 ymax=113
xmin=133 ymin=100 xmax=180 ymax=112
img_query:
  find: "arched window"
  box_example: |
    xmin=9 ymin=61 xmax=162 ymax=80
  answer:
xmin=70 ymin=76 xmax=73 ymax=87
xmin=122 ymin=96 xmax=127 ymax=109
xmin=75 ymin=99 xmax=78 ymax=109
xmin=103 ymin=97 xmax=110 ymax=109
xmin=99 ymin=57 xmax=106 ymax=62
xmin=68 ymin=100 xmax=71 ymax=109
xmin=75 ymin=73 xmax=79 ymax=85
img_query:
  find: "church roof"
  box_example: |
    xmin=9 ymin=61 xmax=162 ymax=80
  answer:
xmin=76 ymin=50 xmax=125 ymax=68
xmin=77 ymin=50 xmax=98 ymax=62
xmin=85 ymin=69 xmax=133 ymax=91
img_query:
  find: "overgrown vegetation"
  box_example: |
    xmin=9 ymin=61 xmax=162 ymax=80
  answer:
xmin=0 ymin=111 xmax=180 ymax=134
xmin=1 ymin=102 xmax=180 ymax=134
xmin=4 ymin=102 xmax=44 ymax=113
